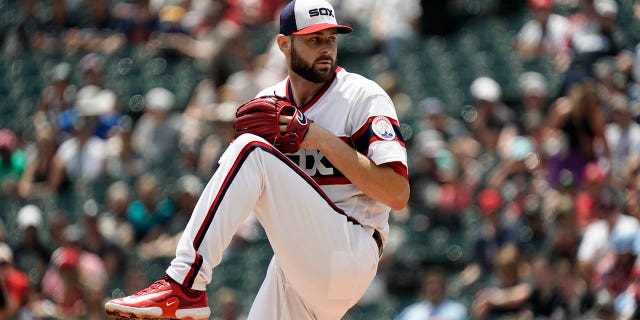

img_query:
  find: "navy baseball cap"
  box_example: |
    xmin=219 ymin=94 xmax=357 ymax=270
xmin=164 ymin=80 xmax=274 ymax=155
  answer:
xmin=279 ymin=0 xmax=352 ymax=36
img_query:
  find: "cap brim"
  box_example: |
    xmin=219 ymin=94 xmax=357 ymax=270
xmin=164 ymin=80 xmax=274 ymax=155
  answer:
xmin=292 ymin=24 xmax=352 ymax=35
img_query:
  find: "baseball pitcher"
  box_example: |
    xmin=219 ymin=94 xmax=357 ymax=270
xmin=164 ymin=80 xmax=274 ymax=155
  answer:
xmin=105 ymin=0 xmax=409 ymax=319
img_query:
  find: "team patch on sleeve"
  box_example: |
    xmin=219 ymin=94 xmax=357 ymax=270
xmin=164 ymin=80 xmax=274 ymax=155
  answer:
xmin=371 ymin=116 xmax=396 ymax=140
xmin=351 ymin=116 xmax=405 ymax=156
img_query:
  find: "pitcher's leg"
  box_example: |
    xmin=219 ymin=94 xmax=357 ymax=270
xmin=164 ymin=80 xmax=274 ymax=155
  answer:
xmin=244 ymin=146 xmax=380 ymax=317
xmin=167 ymin=134 xmax=271 ymax=289
xmin=247 ymin=257 xmax=316 ymax=320
xmin=106 ymin=134 xmax=378 ymax=319
xmin=104 ymin=135 xmax=272 ymax=319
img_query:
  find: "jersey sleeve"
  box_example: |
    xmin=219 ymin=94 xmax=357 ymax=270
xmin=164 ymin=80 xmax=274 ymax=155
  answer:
xmin=350 ymin=91 xmax=408 ymax=178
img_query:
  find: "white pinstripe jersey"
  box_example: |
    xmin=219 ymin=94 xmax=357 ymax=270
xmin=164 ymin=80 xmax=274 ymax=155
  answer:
xmin=256 ymin=67 xmax=408 ymax=237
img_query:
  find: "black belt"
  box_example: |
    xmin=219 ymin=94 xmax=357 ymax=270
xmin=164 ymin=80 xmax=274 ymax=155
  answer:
xmin=372 ymin=229 xmax=383 ymax=257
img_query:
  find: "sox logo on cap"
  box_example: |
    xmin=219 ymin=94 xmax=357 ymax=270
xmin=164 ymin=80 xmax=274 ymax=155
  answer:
xmin=279 ymin=0 xmax=352 ymax=35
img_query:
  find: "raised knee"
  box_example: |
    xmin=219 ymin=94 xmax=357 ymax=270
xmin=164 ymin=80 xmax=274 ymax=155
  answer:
xmin=233 ymin=133 xmax=269 ymax=146
xmin=221 ymin=133 xmax=276 ymax=164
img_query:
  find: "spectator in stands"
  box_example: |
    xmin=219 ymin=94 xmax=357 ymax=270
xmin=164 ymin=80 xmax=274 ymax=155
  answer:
xmin=408 ymin=129 xmax=461 ymax=227
xmin=487 ymin=134 xmax=538 ymax=190
xmin=13 ymin=204 xmax=50 ymax=288
xmin=6 ymin=0 xmax=49 ymax=55
xmin=34 ymin=62 xmax=77 ymax=131
xmin=0 ymin=220 xmax=7 ymax=245
xmin=138 ymin=174 xmax=204 ymax=260
xmin=132 ymin=87 xmax=180 ymax=171
xmin=98 ymin=181 xmax=135 ymax=250
xmin=18 ymin=125 xmax=68 ymax=199
xmin=416 ymin=97 xmax=467 ymax=143
xmin=81 ymin=89 xmax=120 ymax=140
xmin=591 ymin=224 xmax=639 ymax=297
xmin=40 ymin=246 xmax=86 ymax=319
xmin=113 ymin=0 xmax=159 ymax=45
xmin=50 ymin=227 xmax=108 ymax=319
xmin=0 ymin=242 xmax=30 ymax=318
xmin=375 ymin=71 xmax=414 ymax=122
xmin=517 ymin=71 xmax=550 ymax=139
xmin=151 ymin=0 xmax=243 ymax=68
xmin=53 ymin=100 xmax=108 ymax=188
xmin=47 ymin=0 xmax=74 ymax=31
xmin=612 ymin=244 xmax=640 ymax=319
xmin=605 ymin=94 xmax=640 ymax=177
xmin=468 ymin=77 xmax=516 ymax=151
xmin=184 ymin=69 xmax=221 ymax=122
xmin=181 ymin=73 xmax=224 ymax=175
xmin=127 ymin=173 xmax=174 ymax=242
xmin=459 ymin=188 xmax=522 ymax=287
xmin=526 ymin=255 xmax=563 ymax=318
xmin=79 ymin=53 xmax=107 ymax=89
xmin=555 ymin=0 xmax=597 ymax=73
xmin=471 ymin=243 xmax=533 ymax=319
xmin=518 ymin=194 xmax=551 ymax=258
xmin=460 ymin=188 xmax=518 ymax=286
xmin=184 ymin=87 xmax=239 ymax=177
xmin=224 ymin=51 xmax=272 ymax=104
xmin=446 ymin=136 xmax=484 ymax=211
xmin=59 ymin=54 xmax=118 ymax=141
xmin=394 ymin=266 xmax=467 ymax=320
xmin=157 ymin=5 xmax=189 ymax=36
xmin=80 ymin=199 xmax=115 ymax=257
xmin=622 ymin=162 xmax=640 ymax=221
xmin=62 ymin=0 xmax=125 ymax=54
xmin=369 ymin=0 xmax=422 ymax=70
xmin=553 ymin=257 xmax=596 ymax=318
xmin=584 ymin=289 xmax=616 ymax=320
xmin=0 ymin=129 xmax=27 ymax=196
xmin=561 ymin=0 xmax=622 ymax=93
xmin=104 ymin=115 xmax=147 ymax=180
xmin=577 ymin=186 xmax=640 ymax=285
xmin=101 ymin=244 xmax=127 ymax=299
xmin=574 ymin=162 xmax=608 ymax=231
xmin=547 ymin=194 xmax=582 ymax=261
xmin=47 ymin=213 xmax=71 ymax=250
xmin=514 ymin=0 xmax=569 ymax=61
xmin=593 ymin=57 xmax=629 ymax=107
xmin=237 ymin=0 xmax=286 ymax=28
xmin=164 ymin=174 xmax=203 ymax=236
xmin=544 ymin=79 xmax=609 ymax=189
xmin=120 ymin=263 xmax=150 ymax=299
xmin=213 ymin=286 xmax=248 ymax=320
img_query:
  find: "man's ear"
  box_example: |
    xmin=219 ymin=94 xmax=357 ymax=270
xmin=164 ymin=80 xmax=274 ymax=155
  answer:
xmin=277 ymin=34 xmax=290 ymax=54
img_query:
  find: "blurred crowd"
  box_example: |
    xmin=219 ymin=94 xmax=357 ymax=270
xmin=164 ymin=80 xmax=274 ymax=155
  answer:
xmin=1 ymin=0 xmax=640 ymax=319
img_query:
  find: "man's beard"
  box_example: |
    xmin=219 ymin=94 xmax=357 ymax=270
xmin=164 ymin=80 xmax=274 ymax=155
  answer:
xmin=290 ymin=44 xmax=336 ymax=83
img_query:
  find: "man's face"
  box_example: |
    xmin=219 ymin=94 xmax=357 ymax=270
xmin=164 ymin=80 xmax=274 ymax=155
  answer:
xmin=289 ymin=29 xmax=339 ymax=83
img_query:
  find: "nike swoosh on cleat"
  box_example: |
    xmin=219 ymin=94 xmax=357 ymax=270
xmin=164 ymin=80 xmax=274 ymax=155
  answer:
xmin=120 ymin=291 xmax=171 ymax=304
xmin=166 ymin=301 xmax=177 ymax=307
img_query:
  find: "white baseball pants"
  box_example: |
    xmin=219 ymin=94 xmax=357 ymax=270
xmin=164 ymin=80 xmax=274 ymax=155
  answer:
xmin=166 ymin=134 xmax=380 ymax=319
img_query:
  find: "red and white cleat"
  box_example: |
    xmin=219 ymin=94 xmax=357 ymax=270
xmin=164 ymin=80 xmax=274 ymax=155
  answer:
xmin=105 ymin=275 xmax=210 ymax=320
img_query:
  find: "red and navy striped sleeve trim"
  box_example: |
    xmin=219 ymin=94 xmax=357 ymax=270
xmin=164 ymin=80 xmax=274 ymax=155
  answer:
xmin=385 ymin=161 xmax=409 ymax=180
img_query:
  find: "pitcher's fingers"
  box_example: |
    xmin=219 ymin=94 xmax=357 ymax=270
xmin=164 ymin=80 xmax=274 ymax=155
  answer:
xmin=279 ymin=115 xmax=292 ymax=124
